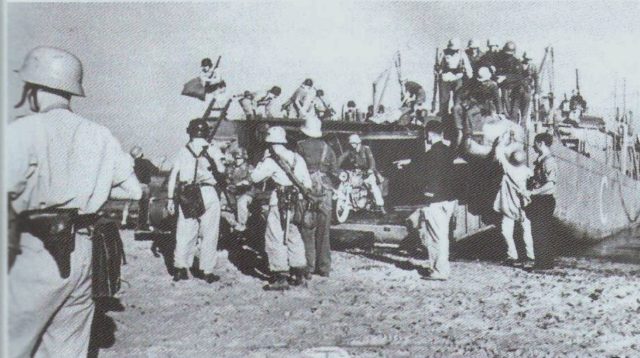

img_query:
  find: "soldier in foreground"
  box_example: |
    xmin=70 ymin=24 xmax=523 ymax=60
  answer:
xmin=296 ymin=118 xmax=337 ymax=278
xmin=250 ymin=126 xmax=312 ymax=290
xmin=8 ymin=46 xmax=142 ymax=357
xmin=167 ymin=119 xmax=226 ymax=283
xmin=406 ymin=121 xmax=457 ymax=280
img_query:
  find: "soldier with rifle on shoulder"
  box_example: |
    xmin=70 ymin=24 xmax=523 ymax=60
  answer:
xmin=8 ymin=46 xmax=142 ymax=357
xmin=249 ymin=126 xmax=313 ymax=291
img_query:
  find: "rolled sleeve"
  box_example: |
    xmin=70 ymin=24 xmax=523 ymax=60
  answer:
xmin=544 ymin=158 xmax=558 ymax=184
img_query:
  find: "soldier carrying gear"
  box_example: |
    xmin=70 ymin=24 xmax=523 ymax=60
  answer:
xmin=250 ymin=126 xmax=312 ymax=291
xmin=510 ymin=52 xmax=540 ymax=122
xmin=297 ymin=117 xmax=338 ymax=278
xmin=437 ymin=38 xmax=474 ymax=116
xmin=337 ymin=134 xmax=386 ymax=214
xmin=224 ymin=147 xmax=255 ymax=234
xmin=314 ymin=89 xmax=336 ymax=120
xmin=477 ymin=38 xmax=501 ymax=76
xmin=400 ymin=80 xmax=428 ymax=125
xmin=257 ymin=86 xmax=282 ymax=118
xmin=9 ymin=46 xmax=142 ymax=357
xmin=344 ymin=100 xmax=362 ymax=122
xmin=492 ymin=41 xmax=522 ymax=120
xmin=282 ymin=79 xmax=314 ymax=118
xmin=466 ymin=39 xmax=485 ymax=73
xmin=167 ymin=118 xmax=226 ymax=283
xmin=128 ymin=145 xmax=159 ymax=230
xmin=239 ymin=90 xmax=257 ymax=120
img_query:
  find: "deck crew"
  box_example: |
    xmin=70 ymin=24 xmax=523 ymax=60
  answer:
xmin=510 ymin=52 xmax=539 ymax=122
xmin=493 ymin=41 xmax=522 ymax=119
xmin=337 ymin=134 xmax=386 ymax=214
xmin=8 ymin=46 xmax=142 ymax=358
xmin=239 ymin=90 xmax=257 ymax=120
xmin=296 ymin=118 xmax=337 ymax=278
xmin=282 ymin=78 xmax=314 ymax=118
xmin=250 ymin=126 xmax=312 ymax=290
xmin=344 ymin=100 xmax=361 ymax=122
xmin=525 ymin=133 xmax=558 ymax=270
xmin=225 ymin=148 xmax=255 ymax=234
xmin=477 ymin=38 xmax=501 ymax=75
xmin=437 ymin=38 xmax=473 ymax=116
xmin=257 ymin=86 xmax=282 ymax=118
xmin=167 ymin=118 xmax=226 ymax=283
xmin=406 ymin=121 xmax=457 ymax=280
xmin=401 ymin=80 xmax=427 ymax=123
xmin=314 ymin=89 xmax=335 ymax=120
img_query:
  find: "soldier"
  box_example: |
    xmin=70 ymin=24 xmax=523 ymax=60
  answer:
xmin=129 ymin=145 xmax=159 ymax=230
xmin=225 ymin=148 xmax=255 ymax=234
xmin=477 ymin=38 xmax=501 ymax=74
xmin=282 ymin=78 xmax=314 ymax=118
xmin=401 ymin=80 xmax=428 ymax=123
xmin=493 ymin=41 xmax=522 ymax=119
xmin=406 ymin=121 xmax=457 ymax=280
xmin=437 ymin=38 xmax=474 ymax=116
xmin=239 ymin=90 xmax=257 ymax=120
xmin=314 ymin=89 xmax=335 ymax=120
xmin=465 ymin=39 xmax=485 ymax=73
xmin=8 ymin=46 xmax=142 ymax=357
xmin=337 ymin=134 xmax=386 ymax=214
xmin=510 ymin=52 xmax=539 ymax=122
xmin=296 ymin=118 xmax=337 ymax=278
xmin=257 ymin=86 xmax=282 ymax=118
xmin=250 ymin=126 xmax=312 ymax=290
xmin=166 ymin=118 xmax=226 ymax=283
xmin=344 ymin=100 xmax=361 ymax=122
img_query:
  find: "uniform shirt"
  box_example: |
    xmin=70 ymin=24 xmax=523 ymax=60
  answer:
xmin=459 ymin=78 xmax=503 ymax=114
xmin=296 ymin=138 xmax=337 ymax=175
xmin=465 ymin=49 xmax=485 ymax=71
xmin=257 ymin=92 xmax=278 ymax=118
xmin=440 ymin=50 xmax=473 ymax=79
xmin=314 ymin=97 xmax=333 ymax=117
xmin=8 ymin=108 xmax=136 ymax=214
xmin=239 ymin=97 xmax=256 ymax=119
xmin=532 ymin=152 xmax=558 ymax=195
xmin=409 ymin=141 xmax=456 ymax=203
xmin=493 ymin=52 xmax=521 ymax=89
xmin=404 ymin=81 xmax=427 ymax=104
xmin=337 ymin=145 xmax=377 ymax=171
xmin=168 ymin=141 xmax=225 ymax=189
xmin=226 ymin=162 xmax=254 ymax=186
xmin=477 ymin=51 xmax=500 ymax=73
xmin=251 ymin=150 xmax=311 ymax=188
xmin=134 ymin=157 xmax=159 ymax=185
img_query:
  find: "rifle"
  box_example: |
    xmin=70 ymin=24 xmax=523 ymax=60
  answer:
xmin=214 ymin=56 xmax=221 ymax=71
xmin=395 ymin=52 xmax=404 ymax=102
xmin=431 ymin=47 xmax=440 ymax=113
xmin=267 ymin=147 xmax=319 ymax=205
xmin=202 ymin=98 xmax=233 ymax=189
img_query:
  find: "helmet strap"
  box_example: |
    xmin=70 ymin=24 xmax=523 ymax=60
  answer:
xmin=27 ymin=86 xmax=40 ymax=113
xmin=14 ymin=84 xmax=30 ymax=109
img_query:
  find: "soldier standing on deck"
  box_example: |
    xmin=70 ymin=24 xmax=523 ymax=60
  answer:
xmin=296 ymin=118 xmax=337 ymax=278
xmin=437 ymin=38 xmax=474 ymax=116
xmin=239 ymin=90 xmax=257 ymax=120
xmin=8 ymin=46 xmax=142 ymax=357
xmin=465 ymin=39 xmax=485 ymax=74
xmin=250 ymin=126 xmax=312 ymax=290
xmin=493 ymin=41 xmax=522 ymax=119
xmin=511 ymin=52 xmax=539 ymax=122
xmin=225 ymin=148 xmax=255 ymax=234
xmin=257 ymin=86 xmax=282 ymax=118
xmin=167 ymin=119 xmax=226 ymax=283
xmin=282 ymin=79 xmax=314 ymax=118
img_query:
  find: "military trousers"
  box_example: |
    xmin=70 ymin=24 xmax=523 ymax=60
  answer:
xmin=300 ymin=189 xmax=333 ymax=275
xmin=501 ymin=215 xmax=535 ymax=261
xmin=9 ymin=233 xmax=95 ymax=358
xmin=264 ymin=191 xmax=306 ymax=272
xmin=439 ymin=79 xmax=463 ymax=116
xmin=174 ymin=186 xmax=221 ymax=274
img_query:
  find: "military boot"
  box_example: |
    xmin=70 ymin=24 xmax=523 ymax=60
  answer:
xmin=172 ymin=268 xmax=188 ymax=282
xmin=288 ymin=267 xmax=307 ymax=287
xmin=263 ymin=272 xmax=290 ymax=291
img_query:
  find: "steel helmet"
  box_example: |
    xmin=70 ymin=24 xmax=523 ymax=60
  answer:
xmin=477 ymin=67 xmax=492 ymax=82
xmin=130 ymin=145 xmax=143 ymax=159
xmin=270 ymin=86 xmax=282 ymax=96
xmin=16 ymin=46 xmax=85 ymax=96
xmin=265 ymin=126 xmax=288 ymax=144
xmin=467 ymin=39 xmax=481 ymax=49
xmin=232 ymin=148 xmax=248 ymax=159
xmin=316 ymin=89 xmax=324 ymax=97
xmin=186 ymin=118 xmax=210 ymax=138
xmin=447 ymin=38 xmax=461 ymax=51
xmin=303 ymin=78 xmax=314 ymax=87
xmin=347 ymin=100 xmax=356 ymax=108
xmin=503 ymin=41 xmax=516 ymax=54
xmin=348 ymin=134 xmax=362 ymax=144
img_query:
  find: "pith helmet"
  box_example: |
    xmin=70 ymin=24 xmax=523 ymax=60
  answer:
xmin=265 ymin=126 xmax=288 ymax=144
xmin=186 ymin=118 xmax=210 ymax=138
xmin=16 ymin=46 xmax=85 ymax=96
xmin=447 ymin=38 xmax=461 ymax=51
xmin=503 ymin=41 xmax=517 ymax=53
xmin=301 ymin=117 xmax=322 ymax=138
xmin=467 ymin=39 xmax=481 ymax=49
xmin=130 ymin=146 xmax=143 ymax=159
xmin=349 ymin=134 xmax=362 ymax=144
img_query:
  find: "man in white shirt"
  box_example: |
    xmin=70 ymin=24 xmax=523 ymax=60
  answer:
xmin=8 ymin=46 xmax=141 ymax=358
xmin=167 ymin=118 xmax=226 ymax=283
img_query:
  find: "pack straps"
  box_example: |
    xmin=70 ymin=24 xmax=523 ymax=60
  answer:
xmin=185 ymin=144 xmax=208 ymax=184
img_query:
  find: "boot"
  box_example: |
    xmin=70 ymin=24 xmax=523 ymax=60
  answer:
xmin=263 ymin=272 xmax=290 ymax=291
xmin=172 ymin=268 xmax=188 ymax=282
xmin=204 ymin=273 xmax=220 ymax=283
xmin=288 ymin=267 xmax=306 ymax=287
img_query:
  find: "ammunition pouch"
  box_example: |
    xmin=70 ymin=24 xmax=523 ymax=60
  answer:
xmin=177 ymin=182 xmax=206 ymax=219
xmin=17 ymin=209 xmax=96 ymax=279
xmin=92 ymin=221 xmax=125 ymax=299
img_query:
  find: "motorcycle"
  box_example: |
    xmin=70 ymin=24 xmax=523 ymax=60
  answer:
xmin=333 ymin=169 xmax=376 ymax=223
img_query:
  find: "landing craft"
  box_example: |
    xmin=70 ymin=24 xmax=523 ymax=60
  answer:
xmin=114 ymin=46 xmax=640 ymax=250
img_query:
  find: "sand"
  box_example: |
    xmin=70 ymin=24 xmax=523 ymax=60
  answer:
xmin=94 ymin=230 xmax=640 ymax=358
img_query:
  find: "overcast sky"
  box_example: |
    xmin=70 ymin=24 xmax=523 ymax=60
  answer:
xmin=6 ymin=1 xmax=640 ymax=160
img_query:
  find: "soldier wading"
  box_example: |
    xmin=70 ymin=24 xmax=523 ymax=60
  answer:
xmin=8 ymin=46 xmax=142 ymax=357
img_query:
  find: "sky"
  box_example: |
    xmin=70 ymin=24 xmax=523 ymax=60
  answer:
xmin=6 ymin=1 xmax=640 ymax=161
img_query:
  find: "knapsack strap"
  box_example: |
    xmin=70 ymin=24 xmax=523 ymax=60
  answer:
xmin=185 ymin=144 xmax=208 ymax=184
